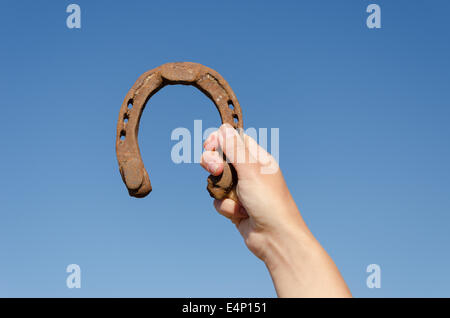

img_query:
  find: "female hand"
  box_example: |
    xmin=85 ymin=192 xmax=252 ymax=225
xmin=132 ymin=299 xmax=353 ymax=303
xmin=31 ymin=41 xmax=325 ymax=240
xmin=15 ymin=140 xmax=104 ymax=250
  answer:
xmin=201 ymin=124 xmax=351 ymax=297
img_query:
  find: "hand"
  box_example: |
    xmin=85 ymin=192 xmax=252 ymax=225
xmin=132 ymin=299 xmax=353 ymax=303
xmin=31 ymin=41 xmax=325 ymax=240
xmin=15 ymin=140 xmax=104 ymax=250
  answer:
xmin=201 ymin=124 xmax=352 ymax=297
xmin=201 ymin=124 xmax=308 ymax=260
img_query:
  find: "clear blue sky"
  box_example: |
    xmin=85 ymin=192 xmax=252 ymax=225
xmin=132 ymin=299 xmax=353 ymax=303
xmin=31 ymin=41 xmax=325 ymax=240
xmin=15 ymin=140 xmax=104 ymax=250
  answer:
xmin=1 ymin=0 xmax=449 ymax=297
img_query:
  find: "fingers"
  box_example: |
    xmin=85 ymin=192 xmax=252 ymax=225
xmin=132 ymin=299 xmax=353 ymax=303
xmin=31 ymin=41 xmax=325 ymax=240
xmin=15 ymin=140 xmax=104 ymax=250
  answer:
xmin=204 ymin=129 xmax=249 ymax=225
xmin=243 ymin=134 xmax=279 ymax=174
xmin=213 ymin=198 xmax=248 ymax=220
xmin=202 ymin=131 xmax=224 ymax=175
xmin=204 ymin=124 xmax=275 ymax=179
xmin=200 ymin=150 xmax=224 ymax=176
xmin=203 ymin=131 xmax=219 ymax=151
xmin=217 ymin=124 xmax=258 ymax=179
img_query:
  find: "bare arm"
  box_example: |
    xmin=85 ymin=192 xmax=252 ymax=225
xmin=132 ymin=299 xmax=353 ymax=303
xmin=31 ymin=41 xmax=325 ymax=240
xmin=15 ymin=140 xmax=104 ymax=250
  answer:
xmin=201 ymin=124 xmax=351 ymax=297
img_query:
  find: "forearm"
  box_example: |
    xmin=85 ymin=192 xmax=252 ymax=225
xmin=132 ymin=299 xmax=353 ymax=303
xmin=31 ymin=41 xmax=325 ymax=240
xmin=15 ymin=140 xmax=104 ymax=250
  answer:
xmin=262 ymin=216 xmax=352 ymax=298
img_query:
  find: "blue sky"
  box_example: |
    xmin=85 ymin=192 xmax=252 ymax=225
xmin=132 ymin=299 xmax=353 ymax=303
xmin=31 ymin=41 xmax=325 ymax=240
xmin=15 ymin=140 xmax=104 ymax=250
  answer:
xmin=0 ymin=0 xmax=449 ymax=297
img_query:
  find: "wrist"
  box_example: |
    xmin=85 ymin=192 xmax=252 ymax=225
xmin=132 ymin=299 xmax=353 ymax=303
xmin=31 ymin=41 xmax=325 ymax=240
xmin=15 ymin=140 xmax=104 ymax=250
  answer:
xmin=262 ymin=220 xmax=318 ymax=275
xmin=261 ymin=219 xmax=351 ymax=297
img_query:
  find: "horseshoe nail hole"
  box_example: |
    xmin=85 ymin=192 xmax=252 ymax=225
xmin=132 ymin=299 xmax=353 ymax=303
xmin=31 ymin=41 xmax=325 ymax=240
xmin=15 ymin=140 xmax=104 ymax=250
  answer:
xmin=120 ymin=130 xmax=126 ymax=141
xmin=233 ymin=114 xmax=239 ymax=124
xmin=123 ymin=114 xmax=129 ymax=124
xmin=127 ymin=100 xmax=133 ymax=109
xmin=228 ymin=101 xmax=234 ymax=110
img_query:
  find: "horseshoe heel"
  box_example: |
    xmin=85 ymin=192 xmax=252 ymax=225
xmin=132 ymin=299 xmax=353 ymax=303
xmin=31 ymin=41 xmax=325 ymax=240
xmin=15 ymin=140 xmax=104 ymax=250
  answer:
xmin=116 ymin=62 xmax=244 ymax=201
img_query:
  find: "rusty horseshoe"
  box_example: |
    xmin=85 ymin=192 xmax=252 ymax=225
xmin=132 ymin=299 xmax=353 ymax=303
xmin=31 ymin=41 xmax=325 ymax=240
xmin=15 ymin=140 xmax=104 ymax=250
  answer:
xmin=116 ymin=62 xmax=243 ymax=201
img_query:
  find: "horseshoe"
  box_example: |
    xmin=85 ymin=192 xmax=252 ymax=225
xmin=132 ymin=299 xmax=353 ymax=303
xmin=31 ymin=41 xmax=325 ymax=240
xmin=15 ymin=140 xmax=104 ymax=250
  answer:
xmin=116 ymin=62 xmax=243 ymax=201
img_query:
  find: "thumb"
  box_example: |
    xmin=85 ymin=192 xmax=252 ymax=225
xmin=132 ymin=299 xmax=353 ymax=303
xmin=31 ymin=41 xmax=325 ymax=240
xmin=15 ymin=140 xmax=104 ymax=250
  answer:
xmin=217 ymin=124 xmax=258 ymax=179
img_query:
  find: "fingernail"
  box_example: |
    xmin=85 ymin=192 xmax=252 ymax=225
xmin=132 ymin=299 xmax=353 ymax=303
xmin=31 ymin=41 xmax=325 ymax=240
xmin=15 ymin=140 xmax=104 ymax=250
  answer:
xmin=204 ymin=141 xmax=214 ymax=151
xmin=204 ymin=134 xmax=217 ymax=151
